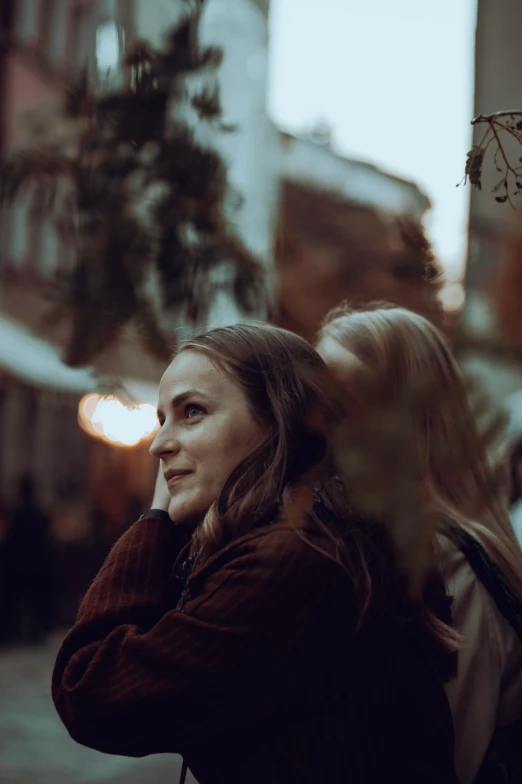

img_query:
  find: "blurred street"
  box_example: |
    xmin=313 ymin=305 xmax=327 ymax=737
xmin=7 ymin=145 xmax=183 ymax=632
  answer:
xmin=0 ymin=633 xmax=195 ymax=784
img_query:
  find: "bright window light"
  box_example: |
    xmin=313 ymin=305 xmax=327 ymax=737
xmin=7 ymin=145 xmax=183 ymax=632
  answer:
xmin=95 ymin=20 xmax=121 ymax=81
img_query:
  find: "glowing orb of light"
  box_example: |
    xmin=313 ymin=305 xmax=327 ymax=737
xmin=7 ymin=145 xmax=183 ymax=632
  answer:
xmin=78 ymin=393 xmax=158 ymax=447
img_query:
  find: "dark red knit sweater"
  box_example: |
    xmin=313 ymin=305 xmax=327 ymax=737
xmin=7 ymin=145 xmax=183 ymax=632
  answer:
xmin=52 ymin=514 xmax=458 ymax=783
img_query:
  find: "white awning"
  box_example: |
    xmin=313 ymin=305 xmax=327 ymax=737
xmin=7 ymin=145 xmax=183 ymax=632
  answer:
xmin=0 ymin=315 xmax=159 ymax=406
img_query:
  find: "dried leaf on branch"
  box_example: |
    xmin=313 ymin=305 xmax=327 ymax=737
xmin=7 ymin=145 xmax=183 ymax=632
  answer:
xmin=461 ymin=111 xmax=522 ymax=206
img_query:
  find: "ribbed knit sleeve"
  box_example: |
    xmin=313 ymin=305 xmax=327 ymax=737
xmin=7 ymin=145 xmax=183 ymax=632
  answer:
xmin=51 ymin=519 xmax=343 ymax=758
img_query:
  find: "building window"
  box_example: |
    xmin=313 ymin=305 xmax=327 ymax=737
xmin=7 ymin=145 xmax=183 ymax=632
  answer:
xmin=95 ymin=19 xmax=123 ymax=87
xmin=39 ymin=0 xmax=56 ymax=54
xmin=38 ymin=218 xmax=60 ymax=278
xmin=40 ymin=0 xmax=69 ymax=65
xmin=15 ymin=0 xmax=70 ymax=65
xmin=0 ymin=190 xmax=64 ymax=277
xmin=67 ymin=4 xmax=129 ymax=83
xmin=14 ymin=0 xmax=38 ymax=42
xmin=67 ymin=1 xmax=94 ymax=72
xmin=1 ymin=198 xmax=30 ymax=269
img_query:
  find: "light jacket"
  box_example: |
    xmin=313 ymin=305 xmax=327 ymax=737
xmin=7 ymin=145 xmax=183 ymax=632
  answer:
xmin=441 ymin=536 xmax=522 ymax=784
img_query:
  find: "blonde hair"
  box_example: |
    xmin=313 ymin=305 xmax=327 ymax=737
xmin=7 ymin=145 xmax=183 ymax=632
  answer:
xmin=320 ymin=302 xmax=522 ymax=600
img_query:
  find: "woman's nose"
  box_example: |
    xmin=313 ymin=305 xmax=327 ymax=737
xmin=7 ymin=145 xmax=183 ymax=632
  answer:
xmin=149 ymin=426 xmax=180 ymax=459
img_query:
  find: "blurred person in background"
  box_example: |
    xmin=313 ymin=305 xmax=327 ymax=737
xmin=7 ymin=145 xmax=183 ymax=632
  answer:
xmin=317 ymin=304 xmax=522 ymax=784
xmin=0 ymin=494 xmax=11 ymax=644
xmin=51 ymin=481 xmax=94 ymax=627
xmin=2 ymin=475 xmax=57 ymax=644
xmin=52 ymin=323 xmax=458 ymax=784
xmin=91 ymin=476 xmax=135 ymax=557
xmin=509 ymin=440 xmax=522 ymax=544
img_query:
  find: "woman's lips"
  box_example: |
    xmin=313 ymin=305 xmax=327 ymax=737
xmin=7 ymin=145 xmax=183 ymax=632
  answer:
xmin=166 ymin=472 xmax=191 ymax=488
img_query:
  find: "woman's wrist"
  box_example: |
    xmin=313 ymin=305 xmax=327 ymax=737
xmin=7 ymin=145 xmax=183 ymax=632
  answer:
xmin=140 ymin=508 xmax=171 ymax=522
xmin=150 ymin=496 xmax=170 ymax=512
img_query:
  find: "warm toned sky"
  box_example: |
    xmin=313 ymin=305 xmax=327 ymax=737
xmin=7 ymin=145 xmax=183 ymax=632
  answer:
xmin=267 ymin=0 xmax=478 ymax=281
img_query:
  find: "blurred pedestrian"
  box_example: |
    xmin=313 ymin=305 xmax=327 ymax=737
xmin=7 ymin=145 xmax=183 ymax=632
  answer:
xmin=52 ymin=323 xmax=458 ymax=784
xmin=0 ymin=494 xmax=12 ymax=644
xmin=509 ymin=440 xmax=522 ymax=544
xmin=51 ymin=481 xmax=93 ymax=626
xmin=317 ymin=303 xmax=522 ymax=784
xmin=3 ymin=475 xmax=57 ymax=643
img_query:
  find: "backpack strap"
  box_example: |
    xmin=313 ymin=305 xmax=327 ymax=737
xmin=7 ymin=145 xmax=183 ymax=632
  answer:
xmin=444 ymin=521 xmax=522 ymax=645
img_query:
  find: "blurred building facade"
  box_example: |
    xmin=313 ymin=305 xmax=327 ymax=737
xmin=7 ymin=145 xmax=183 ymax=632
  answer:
xmin=274 ymin=129 xmax=438 ymax=341
xmin=0 ymin=0 xmax=276 ymax=520
xmin=466 ymin=0 xmax=522 ymax=316
xmin=462 ymin=0 xmax=522 ymax=417
xmin=0 ymin=0 xmax=436 ymax=524
xmin=0 ymin=0 xmax=95 ymax=513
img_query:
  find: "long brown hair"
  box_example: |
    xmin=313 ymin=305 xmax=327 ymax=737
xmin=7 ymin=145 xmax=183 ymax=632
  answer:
xmin=175 ymin=322 xmax=457 ymax=674
xmin=178 ymin=323 xmax=387 ymax=626
xmin=177 ymin=323 xmax=338 ymax=565
xmin=320 ymin=303 xmax=522 ymax=601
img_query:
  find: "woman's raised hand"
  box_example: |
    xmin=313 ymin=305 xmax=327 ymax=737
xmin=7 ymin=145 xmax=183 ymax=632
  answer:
xmin=151 ymin=462 xmax=171 ymax=513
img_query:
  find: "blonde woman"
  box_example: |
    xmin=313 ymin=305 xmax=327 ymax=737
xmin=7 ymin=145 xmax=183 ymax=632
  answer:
xmin=316 ymin=303 xmax=522 ymax=784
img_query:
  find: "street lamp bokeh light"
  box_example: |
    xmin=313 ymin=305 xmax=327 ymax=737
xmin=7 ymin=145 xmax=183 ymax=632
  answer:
xmin=78 ymin=393 xmax=158 ymax=447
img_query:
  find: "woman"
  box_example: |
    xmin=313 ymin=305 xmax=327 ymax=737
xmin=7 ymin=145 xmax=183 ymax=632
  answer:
xmin=52 ymin=322 xmax=457 ymax=784
xmin=317 ymin=303 xmax=522 ymax=784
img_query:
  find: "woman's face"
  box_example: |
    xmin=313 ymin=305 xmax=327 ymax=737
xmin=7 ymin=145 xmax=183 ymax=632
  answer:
xmin=150 ymin=350 xmax=268 ymax=525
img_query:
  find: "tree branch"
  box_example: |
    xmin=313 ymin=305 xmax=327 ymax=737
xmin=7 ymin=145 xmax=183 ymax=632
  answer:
xmin=463 ymin=112 xmax=522 ymax=205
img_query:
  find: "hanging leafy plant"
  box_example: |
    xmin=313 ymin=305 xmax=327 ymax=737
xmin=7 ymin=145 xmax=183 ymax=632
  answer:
xmin=0 ymin=5 xmax=265 ymax=367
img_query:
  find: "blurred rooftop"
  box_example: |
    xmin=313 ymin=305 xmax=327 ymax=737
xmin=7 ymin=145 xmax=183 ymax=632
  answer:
xmin=279 ymin=129 xmax=431 ymax=220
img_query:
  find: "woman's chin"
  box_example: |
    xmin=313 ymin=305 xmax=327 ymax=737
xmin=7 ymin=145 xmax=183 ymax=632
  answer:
xmin=168 ymin=499 xmax=206 ymax=529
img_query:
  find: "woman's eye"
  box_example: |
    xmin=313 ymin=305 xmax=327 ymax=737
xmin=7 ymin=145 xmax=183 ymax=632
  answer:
xmin=185 ymin=404 xmax=205 ymax=419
